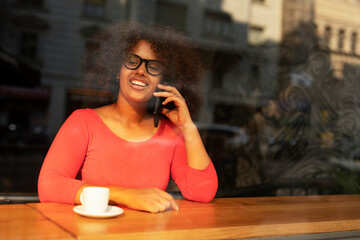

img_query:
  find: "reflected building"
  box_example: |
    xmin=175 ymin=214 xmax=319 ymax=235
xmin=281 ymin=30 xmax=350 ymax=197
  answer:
xmin=282 ymin=0 xmax=360 ymax=79
xmin=268 ymin=0 xmax=360 ymax=195
xmin=314 ymin=0 xmax=360 ymax=78
xmin=1 ymin=0 xmax=359 ymax=139
xmin=1 ymin=0 xmax=283 ymax=138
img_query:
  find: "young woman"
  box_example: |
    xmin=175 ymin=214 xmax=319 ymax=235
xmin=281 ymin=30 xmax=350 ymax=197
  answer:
xmin=38 ymin=22 xmax=218 ymax=213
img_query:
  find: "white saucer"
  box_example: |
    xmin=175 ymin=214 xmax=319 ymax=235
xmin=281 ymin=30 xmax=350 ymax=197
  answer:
xmin=73 ymin=205 xmax=123 ymax=218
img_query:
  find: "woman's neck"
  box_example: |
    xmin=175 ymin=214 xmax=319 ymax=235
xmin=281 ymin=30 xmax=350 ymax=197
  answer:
xmin=112 ymin=99 xmax=151 ymax=126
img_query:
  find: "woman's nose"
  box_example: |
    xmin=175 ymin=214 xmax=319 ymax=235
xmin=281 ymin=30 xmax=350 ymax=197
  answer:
xmin=135 ymin=62 xmax=147 ymax=75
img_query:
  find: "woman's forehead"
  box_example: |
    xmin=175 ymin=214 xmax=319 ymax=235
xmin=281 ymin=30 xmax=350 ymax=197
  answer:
xmin=130 ymin=40 xmax=159 ymax=60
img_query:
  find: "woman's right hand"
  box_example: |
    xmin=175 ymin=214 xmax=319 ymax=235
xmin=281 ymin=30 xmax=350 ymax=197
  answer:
xmin=76 ymin=184 xmax=178 ymax=213
xmin=110 ymin=186 xmax=179 ymax=213
xmin=121 ymin=187 xmax=178 ymax=213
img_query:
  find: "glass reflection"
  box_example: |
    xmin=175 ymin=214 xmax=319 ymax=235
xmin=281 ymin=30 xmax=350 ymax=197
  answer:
xmin=1 ymin=0 xmax=360 ymax=199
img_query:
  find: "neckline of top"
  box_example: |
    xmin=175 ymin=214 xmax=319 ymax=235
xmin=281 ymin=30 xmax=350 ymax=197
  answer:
xmin=86 ymin=108 xmax=165 ymax=143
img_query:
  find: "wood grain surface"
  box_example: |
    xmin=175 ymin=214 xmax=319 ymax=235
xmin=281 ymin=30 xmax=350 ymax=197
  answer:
xmin=23 ymin=194 xmax=360 ymax=240
xmin=0 ymin=204 xmax=74 ymax=240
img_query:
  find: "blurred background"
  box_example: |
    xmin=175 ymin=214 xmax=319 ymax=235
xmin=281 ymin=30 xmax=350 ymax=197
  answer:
xmin=1 ymin=0 xmax=360 ymax=203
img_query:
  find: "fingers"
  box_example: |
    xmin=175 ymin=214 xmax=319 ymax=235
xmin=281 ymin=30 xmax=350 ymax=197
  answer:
xmin=153 ymin=90 xmax=183 ymax=101
xmin=157 ymin=83 xmax=179 ymax=92
xmin=151 ymin=189 xmax=178 ymax=213
xmin=137 ymin=188 xmax=178 ymax=213
xmin=149 ymin=200 xmax=178 ymax=213
xmin=153 ymin=87 xmax=184 ymax=107
xmin=153 ymin=83 xmax=192 ymax=127
xmin=162 ymin=96 xmax=181 ymax=106
xmin=157 ymin=189 xmax=179 ymax=211
xmin=155 ymin=84 xmax=183 ymax=99
xmin=170 ymin=198 xmax=179 ymax=211
xmin=148 ymin=201 xmax=169 ymax=213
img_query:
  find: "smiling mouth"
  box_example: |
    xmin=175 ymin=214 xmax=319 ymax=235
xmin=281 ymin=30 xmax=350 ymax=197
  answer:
xmin=130 ymin=79 xmax=148 ymax=87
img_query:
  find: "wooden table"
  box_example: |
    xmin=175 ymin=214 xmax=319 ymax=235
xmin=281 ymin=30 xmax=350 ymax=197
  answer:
xmin=2 ymin=195 xmax=360 ymax=240
xmin=0 ymin=204 xmax=73 ymax=240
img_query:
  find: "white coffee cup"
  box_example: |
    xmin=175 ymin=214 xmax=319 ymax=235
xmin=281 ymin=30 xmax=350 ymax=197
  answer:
xmin=80 ymin=187 xmax=109 ymax=214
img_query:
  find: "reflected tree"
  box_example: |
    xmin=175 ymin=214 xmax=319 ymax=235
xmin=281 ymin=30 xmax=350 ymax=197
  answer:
xmin=243 ymin=20 xmax=360 ymax=195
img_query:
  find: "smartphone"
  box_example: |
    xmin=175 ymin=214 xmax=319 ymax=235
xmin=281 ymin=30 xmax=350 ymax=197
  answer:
xmin=153 ymin=88 xmax=175 ymax=127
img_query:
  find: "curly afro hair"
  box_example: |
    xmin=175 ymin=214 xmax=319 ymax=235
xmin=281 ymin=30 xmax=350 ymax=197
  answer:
xmin=81 ymin=21 xmax=204 ymax=116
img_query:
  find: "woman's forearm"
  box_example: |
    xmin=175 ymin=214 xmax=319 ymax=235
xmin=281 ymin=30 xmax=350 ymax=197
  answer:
xmin=75 ymin=184 xmax=178 ymax=213
xmin=180 ymin=123 xmax=211 ymax=170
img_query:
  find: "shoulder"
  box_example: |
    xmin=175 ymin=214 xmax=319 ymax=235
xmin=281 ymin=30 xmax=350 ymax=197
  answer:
xmin=54 ymin=109 xmax=97 ymax=139
xmin=62 ymin=108 xmax=99 ymax=130
xmin=71 ymin=108 xmax=96 ymax=117
xmin=67 ymin=108 xmax=98 ymax=121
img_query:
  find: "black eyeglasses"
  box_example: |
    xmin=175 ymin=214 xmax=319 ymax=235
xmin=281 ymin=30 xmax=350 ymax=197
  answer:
xmin=122 ymin=54 xmax=165 ymax=76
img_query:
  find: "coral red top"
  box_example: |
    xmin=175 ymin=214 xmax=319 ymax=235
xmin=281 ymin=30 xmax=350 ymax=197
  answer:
xmin=38 ymin=109 xmax=218 ymax=204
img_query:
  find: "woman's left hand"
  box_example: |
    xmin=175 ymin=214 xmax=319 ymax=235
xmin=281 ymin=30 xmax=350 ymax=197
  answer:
xmin=153 ymin=84 xmax=193 ymax=130
xmin=154 ymin=84 xmax=212 ymax=171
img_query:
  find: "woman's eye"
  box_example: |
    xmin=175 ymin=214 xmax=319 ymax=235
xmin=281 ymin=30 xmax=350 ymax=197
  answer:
xmin=125 ymin=55 xmax=140 ymax=65
xmin=148 ymin=65 xmax=159 ymax=71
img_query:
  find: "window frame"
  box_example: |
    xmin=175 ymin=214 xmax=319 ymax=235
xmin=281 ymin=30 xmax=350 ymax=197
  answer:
xmin=203 ymin=9 xmax=233 ymax=39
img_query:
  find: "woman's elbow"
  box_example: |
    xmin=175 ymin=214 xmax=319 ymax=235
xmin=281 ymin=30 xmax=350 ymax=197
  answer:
xmin=183 ymin=181 xmax=218 ymax=203
xmin=38 ymin=177 xmax=52 ymax=203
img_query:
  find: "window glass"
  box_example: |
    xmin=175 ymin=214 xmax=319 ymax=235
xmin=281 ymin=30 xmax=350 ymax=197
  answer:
xmin=248 ymin=26 xmax=264 ymax=45
xmin=338 ymin=29 xmax=345 ymax=51
xmin=83 ymin=0 xmax=106 ymax=18
xmin=324 ymin=26 xmax=332 ymax=48
xmin=203 ymin=10 xmax=232 ymax=38
xmin=1 ymin=0 xmax=360 ymax=202
xmin=351 ymin=32 xmax=357 ymax=54
xmin=19 ymin=32 xmax=38 ymax=59
xmin=156 ymin=1 xmax=187 ymax=32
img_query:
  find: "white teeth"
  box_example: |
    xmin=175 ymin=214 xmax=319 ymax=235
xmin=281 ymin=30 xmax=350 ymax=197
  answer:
xmin=131 ymin=80 xmax=147 ymax=87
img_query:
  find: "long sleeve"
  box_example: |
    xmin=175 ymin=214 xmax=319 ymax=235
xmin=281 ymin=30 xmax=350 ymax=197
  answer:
xmin=171 ymin=136 xmax=218 ymax=203
xmin=38 ymin=110 xmax=89 ymax=204
xmin=38 ymin=109 xmax=218 ymax=205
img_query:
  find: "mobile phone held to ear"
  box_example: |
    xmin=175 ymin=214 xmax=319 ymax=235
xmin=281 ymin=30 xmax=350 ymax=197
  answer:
xmin=153 ymin=88 xmax=175 ymax=127
xmin=153 ymin=94 xmax=162 ymax=128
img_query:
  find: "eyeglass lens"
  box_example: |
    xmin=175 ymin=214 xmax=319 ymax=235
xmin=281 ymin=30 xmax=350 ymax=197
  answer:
xmin=123 ymin=54 xmax=164 ymax=76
